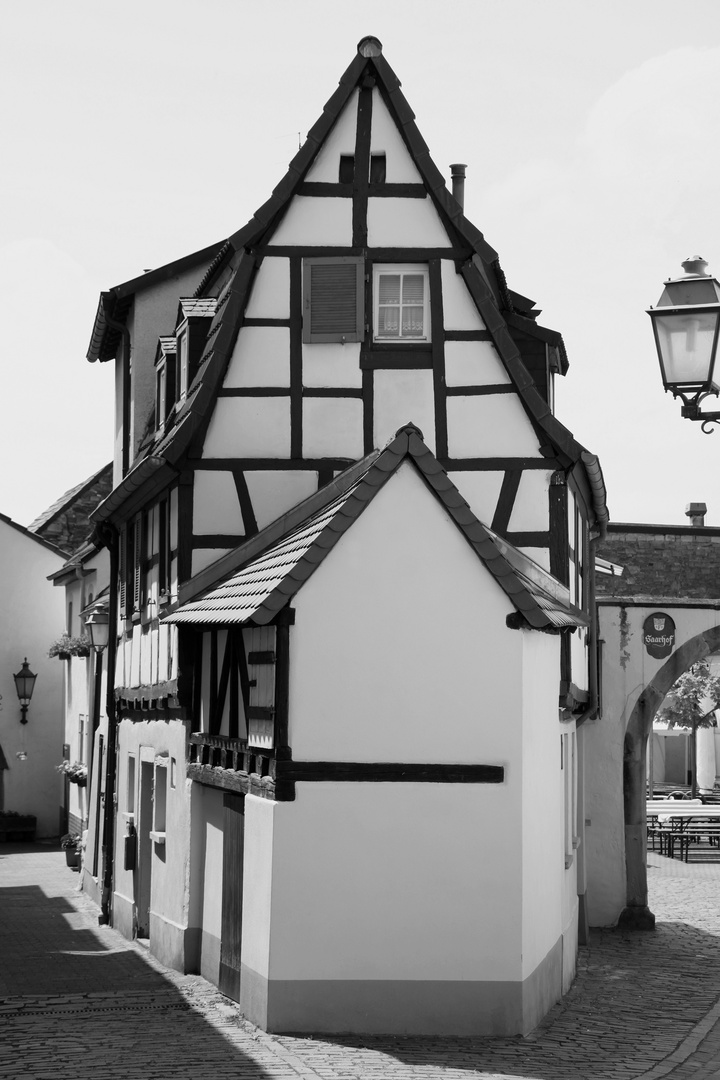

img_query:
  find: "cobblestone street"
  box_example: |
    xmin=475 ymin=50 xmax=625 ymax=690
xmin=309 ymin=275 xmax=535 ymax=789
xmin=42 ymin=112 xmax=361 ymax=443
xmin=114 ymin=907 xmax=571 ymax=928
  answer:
xmin=1 ymin=843 xmax=720 ymax=1079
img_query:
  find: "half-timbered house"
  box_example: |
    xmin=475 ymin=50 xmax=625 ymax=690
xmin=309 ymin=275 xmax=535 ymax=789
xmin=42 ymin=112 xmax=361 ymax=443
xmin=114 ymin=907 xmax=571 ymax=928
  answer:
xmin=87 ymin=36 xmax=607 ymax=1035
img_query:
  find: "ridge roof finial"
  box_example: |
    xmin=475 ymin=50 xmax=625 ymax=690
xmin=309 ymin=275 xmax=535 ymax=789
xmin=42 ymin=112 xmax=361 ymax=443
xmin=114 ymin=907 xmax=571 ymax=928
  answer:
xmin=357 ymin=36 xmax=382 ymax=57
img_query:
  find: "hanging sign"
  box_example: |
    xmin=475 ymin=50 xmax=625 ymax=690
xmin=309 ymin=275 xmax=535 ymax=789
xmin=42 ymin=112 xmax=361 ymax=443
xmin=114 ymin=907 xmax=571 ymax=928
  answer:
xmin=642 ymin=612 xmax=676 ymax=659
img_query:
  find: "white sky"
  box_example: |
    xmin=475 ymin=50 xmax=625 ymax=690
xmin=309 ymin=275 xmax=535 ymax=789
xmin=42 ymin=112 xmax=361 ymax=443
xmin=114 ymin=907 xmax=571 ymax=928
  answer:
xmin=2 ymin=0 xmax=719 ymax=528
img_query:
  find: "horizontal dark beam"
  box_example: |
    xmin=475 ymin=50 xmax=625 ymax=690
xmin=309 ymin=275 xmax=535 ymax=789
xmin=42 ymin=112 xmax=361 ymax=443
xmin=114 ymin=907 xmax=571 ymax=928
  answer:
xmin=278 ymin=761 xmax=505 ymax=784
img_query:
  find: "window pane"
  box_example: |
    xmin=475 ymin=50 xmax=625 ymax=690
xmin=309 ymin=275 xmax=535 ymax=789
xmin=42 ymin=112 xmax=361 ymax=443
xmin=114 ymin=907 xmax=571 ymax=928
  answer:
xmin=378 ymin=275 xmax=400 ymax=304
xmin=402 ymin=306 xmax=424 ymax=336
xmin=378 ymin=307 xmax=400 ymax=336
xmin=402 ymin=275 xmax=424 ymax=304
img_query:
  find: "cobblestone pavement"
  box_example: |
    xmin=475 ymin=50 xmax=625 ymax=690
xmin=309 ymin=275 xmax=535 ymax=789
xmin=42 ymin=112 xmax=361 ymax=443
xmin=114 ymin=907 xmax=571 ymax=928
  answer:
xmin=1 ymin=844 xmax=720 ymax=1079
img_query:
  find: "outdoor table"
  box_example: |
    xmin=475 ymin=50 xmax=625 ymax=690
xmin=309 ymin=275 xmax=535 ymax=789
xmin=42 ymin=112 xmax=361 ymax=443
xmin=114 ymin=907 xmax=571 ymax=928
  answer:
xmin=646 ymin=802 xmax=720 ymax=861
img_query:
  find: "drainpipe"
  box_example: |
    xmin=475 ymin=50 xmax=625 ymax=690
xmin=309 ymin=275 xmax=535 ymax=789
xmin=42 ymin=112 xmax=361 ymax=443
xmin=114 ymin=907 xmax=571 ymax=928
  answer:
xmin=97 ymin=523 xmax=119 ymax=925
xmin=575 ymin=533 xmax=600 ymax=945
xmin=102 ymin=296 xmax=132 ymax=478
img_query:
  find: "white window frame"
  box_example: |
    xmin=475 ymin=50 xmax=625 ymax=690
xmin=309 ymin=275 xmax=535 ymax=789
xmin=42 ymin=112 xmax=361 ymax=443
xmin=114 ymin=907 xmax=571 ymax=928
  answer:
xmin=373 ymin=264 xmax=430 ymax=343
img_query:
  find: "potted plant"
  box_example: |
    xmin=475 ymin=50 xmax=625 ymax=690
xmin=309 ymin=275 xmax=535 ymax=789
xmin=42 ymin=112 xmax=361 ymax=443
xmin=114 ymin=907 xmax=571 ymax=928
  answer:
xmin=61 ymin=833 xmax=81 ymax=868
xmin=48 ymin=633 xmax=90 ymax=660
xmin=56 ymin=761 xmax=88 ymax=786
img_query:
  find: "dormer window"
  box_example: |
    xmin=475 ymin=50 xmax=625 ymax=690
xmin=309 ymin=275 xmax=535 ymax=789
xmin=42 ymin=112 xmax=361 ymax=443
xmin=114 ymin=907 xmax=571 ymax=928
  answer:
xmin=155 ymin=338 xmax=177 ymax=431
xmin=174 ymin=298 xmax=217 ymax=402
xmin=177 ymin=329 xmax=188 ymax=401
xmin=373 ymin=266 xmax=430 ymax=342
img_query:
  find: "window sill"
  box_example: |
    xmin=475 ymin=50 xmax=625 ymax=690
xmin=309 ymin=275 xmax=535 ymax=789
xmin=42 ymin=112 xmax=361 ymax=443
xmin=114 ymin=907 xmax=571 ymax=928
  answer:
xmin=149 ymin=831 xmax=166 ymax=845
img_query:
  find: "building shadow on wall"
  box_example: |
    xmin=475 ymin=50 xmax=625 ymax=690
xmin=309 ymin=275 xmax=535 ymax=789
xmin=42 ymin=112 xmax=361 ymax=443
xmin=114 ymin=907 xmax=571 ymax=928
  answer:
xmin=312 ymin=921 xmax=720 ymax=1078
xmin=0 ymin=870 xmax=273 ymax=1079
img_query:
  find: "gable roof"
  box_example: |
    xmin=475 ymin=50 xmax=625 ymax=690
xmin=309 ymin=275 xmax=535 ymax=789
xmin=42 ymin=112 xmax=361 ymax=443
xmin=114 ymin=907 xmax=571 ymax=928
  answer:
xmin=92 ymin=36 xmax=607 ymax=535
xmin=0 ymin=511 xmax=67 ymax=558
xmin=164 ymin=425 xmax=587 ymax=632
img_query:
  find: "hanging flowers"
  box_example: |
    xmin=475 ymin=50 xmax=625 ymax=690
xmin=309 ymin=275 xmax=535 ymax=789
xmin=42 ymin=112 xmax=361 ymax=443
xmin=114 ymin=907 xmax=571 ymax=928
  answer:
xmin=56 ymin=761 xmax=88 ymax=785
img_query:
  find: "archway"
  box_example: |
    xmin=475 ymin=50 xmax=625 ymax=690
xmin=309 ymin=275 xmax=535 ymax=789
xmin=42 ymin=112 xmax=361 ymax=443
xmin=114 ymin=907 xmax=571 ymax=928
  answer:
xmin=619 ymin=624 xmax=720 ymax=929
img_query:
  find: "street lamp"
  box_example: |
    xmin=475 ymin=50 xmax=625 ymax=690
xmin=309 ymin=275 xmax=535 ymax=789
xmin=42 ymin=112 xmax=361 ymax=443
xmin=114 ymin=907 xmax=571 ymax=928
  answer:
xmin=647 ymin=257 xmax=720 ymax=432
xmin=84 ymin=610 xmax=109 ymax=654
xmin=13 ymin=659 xmax=37 ymax=724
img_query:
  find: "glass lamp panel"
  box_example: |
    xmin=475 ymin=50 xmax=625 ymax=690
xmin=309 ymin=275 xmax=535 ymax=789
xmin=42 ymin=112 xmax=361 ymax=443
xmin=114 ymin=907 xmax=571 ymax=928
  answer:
xmin=654 ymin=310 xmax=720 ymax=390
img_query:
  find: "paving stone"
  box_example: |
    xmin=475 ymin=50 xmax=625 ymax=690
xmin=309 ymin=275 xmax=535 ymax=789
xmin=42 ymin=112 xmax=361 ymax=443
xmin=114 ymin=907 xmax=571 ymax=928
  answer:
xmin=1 ymin=844 xmax=720 ymax=1077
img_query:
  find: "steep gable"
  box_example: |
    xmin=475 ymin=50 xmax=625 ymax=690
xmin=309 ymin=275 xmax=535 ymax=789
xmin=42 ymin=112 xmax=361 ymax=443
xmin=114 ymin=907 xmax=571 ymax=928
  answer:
xmin=94 ymin=36 xmax=606 ymax=595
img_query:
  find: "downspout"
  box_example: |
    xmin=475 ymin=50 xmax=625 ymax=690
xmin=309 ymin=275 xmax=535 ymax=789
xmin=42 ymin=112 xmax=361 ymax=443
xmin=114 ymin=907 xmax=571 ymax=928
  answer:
xmin=574 ymin=532 xmax=600 ymax=946
xmin=103 ymin=296 xmax=132 ymax=478
xmin=97 ymin=523 xmax=119 ymax=925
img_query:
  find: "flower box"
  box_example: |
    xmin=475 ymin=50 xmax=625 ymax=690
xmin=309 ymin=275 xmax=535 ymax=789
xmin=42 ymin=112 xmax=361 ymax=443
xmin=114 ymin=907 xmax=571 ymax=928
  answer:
xmin=0 ymin=813 xmax=36 ymax=842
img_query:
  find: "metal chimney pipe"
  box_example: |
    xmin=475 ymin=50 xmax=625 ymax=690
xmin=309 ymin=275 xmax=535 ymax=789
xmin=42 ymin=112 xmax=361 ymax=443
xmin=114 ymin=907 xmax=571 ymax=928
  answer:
xmin=450 ymin=163 xmax=467 ymax=211
xmin=685 ymin=502 xmax=707 ymax=526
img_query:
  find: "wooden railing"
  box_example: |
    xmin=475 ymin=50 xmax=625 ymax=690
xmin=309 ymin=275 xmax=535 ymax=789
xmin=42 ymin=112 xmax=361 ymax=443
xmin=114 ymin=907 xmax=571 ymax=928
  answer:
xmin=187 ymin=733 xmax=274 ymax=795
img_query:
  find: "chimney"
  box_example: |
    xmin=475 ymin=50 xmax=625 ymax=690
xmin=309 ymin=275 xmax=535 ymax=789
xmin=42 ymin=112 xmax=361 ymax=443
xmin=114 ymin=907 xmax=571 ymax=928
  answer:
xmin=686 ymin=502 xmax=707 ymax=526
xmin=450 ymin=163 xmax=467 ymax=211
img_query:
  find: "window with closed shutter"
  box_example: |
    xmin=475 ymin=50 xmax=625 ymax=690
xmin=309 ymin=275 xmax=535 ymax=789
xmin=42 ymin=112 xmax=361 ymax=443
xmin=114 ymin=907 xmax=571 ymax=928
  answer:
xmin=302 ymin=257 xmax=364 ymax=343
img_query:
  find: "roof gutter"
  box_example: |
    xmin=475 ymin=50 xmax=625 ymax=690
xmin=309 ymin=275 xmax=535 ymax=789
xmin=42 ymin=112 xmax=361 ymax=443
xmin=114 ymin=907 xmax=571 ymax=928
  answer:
xmin=92 ymin=456 xmax=174 ymax=526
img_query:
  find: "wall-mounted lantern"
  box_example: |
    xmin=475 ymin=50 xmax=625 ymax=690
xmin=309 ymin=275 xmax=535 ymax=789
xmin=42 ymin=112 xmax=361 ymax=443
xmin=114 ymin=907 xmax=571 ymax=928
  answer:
xmin=13 ymin=659 xmax=37 ymax=725
xmin=647 ymin=257 xmax=720 ymax=431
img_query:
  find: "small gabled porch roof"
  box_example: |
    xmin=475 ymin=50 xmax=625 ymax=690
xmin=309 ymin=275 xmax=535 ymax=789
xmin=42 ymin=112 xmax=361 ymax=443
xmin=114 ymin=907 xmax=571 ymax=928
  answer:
xmin=163 ymin=425 xmax=587 ymax=632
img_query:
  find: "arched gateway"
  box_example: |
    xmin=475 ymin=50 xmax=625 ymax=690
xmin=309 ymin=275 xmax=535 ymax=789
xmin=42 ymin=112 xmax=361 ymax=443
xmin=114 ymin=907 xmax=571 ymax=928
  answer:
xmin=584 ymin=517 xmax=720 ymax=928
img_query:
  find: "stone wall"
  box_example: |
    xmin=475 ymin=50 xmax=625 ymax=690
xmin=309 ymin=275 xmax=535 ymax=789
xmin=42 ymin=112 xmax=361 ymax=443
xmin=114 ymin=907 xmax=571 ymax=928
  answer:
xmin=596 ymin=523 xmax=720 ymax=600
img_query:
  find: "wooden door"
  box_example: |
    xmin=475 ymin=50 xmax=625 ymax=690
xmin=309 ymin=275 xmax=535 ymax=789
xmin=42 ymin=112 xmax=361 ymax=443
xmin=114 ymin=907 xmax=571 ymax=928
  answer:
xmin=218 ymin=792 xmax=245 ymax=1001
xmin=136 ymin=760 xmax=154 ymax=938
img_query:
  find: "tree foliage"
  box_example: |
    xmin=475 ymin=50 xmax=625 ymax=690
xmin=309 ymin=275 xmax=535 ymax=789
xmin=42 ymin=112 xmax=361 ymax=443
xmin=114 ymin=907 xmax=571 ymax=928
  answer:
xmin=656 ymin=661 xmax=720 ymax=729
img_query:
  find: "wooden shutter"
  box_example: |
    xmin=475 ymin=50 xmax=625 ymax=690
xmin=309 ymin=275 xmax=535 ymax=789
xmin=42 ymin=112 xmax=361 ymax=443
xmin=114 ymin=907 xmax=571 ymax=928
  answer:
xmin=132 ymin=516 xmax=143 ymax=612
xmin=118 ymin=527 xmax=127 ymax=617
xmin=303 ymin=257 xmax=363 ymax=343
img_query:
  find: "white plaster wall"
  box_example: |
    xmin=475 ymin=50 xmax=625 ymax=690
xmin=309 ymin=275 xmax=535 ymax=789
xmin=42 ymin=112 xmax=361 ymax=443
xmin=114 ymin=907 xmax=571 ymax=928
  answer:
xmin=267 ymin=783 xmax=522 ymax=982
xmin=570 ymin=628 xmax=589 ymax=693
xmin=244 ymin=470 xmax=319 ymax=531
xmin=241 ymin=794 xmax=275 ymax=980
xmin=447 ymin=396 xmax=541 ymax=458
xmin=304 ymin=91 xmax=359 ymax=183
xmin=224 ymin=327 xmax=290 ymax=389
xmin=373 ymin=370 xmax=436 ymax=453
xmin=302 ymin=398 xmax=364 ymax=459
xmin=447 ymin=470 xmax=504 ymax=528
xmin=244 ymin=258 xmax=290 ymax=320
xmin=203 ymin=398 xmax=291 ymax=458
xmin=302 ymin=343 xmax=362 ymax=388
xmin=370 ymin=90 xmax=423 ymax=183
xmin=441 ymin=262 xmax=487 ymax=331
xmin=289 ymin=461 xmax=521 ymax=764
xmin=191 ymin=548 xmax=233 ymax=578
xmin=519 ymin=632 xmax=566 ymax=979
xmin=0 ymin=522 xmax=65 ymax=835
xmin=114 ymin=720 xmax=190 ymax=928
xmin=193 ymin=472 xmax=244 ymax=535
xmin=271 ymin=197 xmax=352 ymax=247
xmin=367 ymin=197 xmax=451 ymax=248
xmin=507 ymin=471 xmax=553 ymax=533
xmin=444 ymin=342 xmax=511 ymax=387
